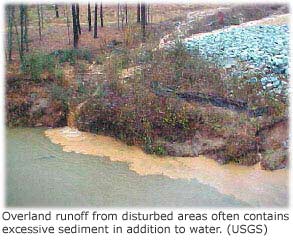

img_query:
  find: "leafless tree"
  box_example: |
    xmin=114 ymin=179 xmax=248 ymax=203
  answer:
xmin=88 ymin=3 xmax=92 ymax=31
xmin=37 ymin=5 xmax=42 ymax=41
xmin=71 ymin=4 xmax=79 ymax=48
xmin=94 ymin=3 xmax=98 ymax=38
xmin=100 ymin=3 xmax=104 ymax=27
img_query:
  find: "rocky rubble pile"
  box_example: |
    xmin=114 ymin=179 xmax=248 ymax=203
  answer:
xmin=185 ymin=24 xmax=289 ymax=95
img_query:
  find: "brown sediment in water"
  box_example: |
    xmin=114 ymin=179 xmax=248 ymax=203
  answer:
xmin=45 ymin=127 xmax=288 ymax=206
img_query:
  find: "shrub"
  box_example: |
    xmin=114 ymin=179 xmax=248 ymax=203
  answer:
xmin=95 ymin=54 xmax=106 ymax=65
xmin=152 ymin=144 xmax=167 ymax=156
xmin=77 ymin=62 xmax=87 ymax=73
xmin=54 ymin=67 xmax=64 ymax=81
xmin=137 ymin=48 xmax=153 ymax=64
xmin=50 ymin=83 xmax=72 ymax=109
xmin=51 ymin=49 xmax=78 ymax=64
xmin=111 ymin=48 xmax=131 ymax=70
xmin=78 ymin=49 xmax=92 ymax=62
xmin=21 ymin=52 xmax=55 ymax=80
xmin=143 ymin=40 xmax=222 ymax=90
xmin=51 ymin=49 xmax=93 ymax=65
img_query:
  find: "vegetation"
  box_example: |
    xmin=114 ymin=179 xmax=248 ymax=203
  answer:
xmin=5 ymin=3 xmax=289 ymax=169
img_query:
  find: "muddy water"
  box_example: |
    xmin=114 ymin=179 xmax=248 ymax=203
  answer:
xmin=6 ymin=128 xmax=288 ymax=207
xmin=45 ymin=127 xmax=288 ymax=207
xmin=6 ymin=128 xmax=247 ymax=207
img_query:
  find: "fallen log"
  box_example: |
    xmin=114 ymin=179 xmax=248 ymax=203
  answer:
xmin=151 ymin=83 xmax=270 ymax=117
xmin=176 ymin=91 xmax=248 ymax=111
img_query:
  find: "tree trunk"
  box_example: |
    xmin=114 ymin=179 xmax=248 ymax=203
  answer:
xmin=137 ymin=3 xmax=141 ymax=23
xmin=37 ymin=5 xmax=42 ymax=41
xmin=141 ymin=3 xmax=146 ymax=41
xmin=145 ymin=4 xmax=148 ymax=25
xmin=40 ymin=5 xmax=44 ymax=28
xmin=55 ymin=4 xmax=59 ymax=18
xmin=94 ymin=3 xmax=98 ymax=38
xmin=121 ymin=4 xmax=124 ymax=29
xmin=147 ymin=4 xmax=150 ymax=24
xmin=125 ymin=4 xmax=128 ymax=25
xmin=19 ymin=5 xmax=25 ymax=61
xmin=117 ymin=3 xmax=120 ymax=29
xmin=66 ymin=5 xmax=71 ymax=45
xmin=76 ymin=4 xmax=81 ymax=35
xmin=100 ymin=3 xmax=104 ymax=27
xmin=14 ymin=16 xmax=21 ymax=62
xmin=24 ymin=5 xmax=29 ymax=52
xmin=7 ymin=5 xmax=14 ymax=62
xmin=71 ymin=4 xmax=79 ymax=48
xmin=87 ymin=3 xmax=91 ymax=31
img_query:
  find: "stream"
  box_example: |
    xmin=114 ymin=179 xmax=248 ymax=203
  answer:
xmin=6 ymin=127 xmax=288 ymax=207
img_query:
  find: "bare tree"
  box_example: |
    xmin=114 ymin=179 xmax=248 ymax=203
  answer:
xmin=13 ymin=11 xmax=21 ymax=62
xmin=55 ymin=4 xmax=59 ymax=18
xmin=19 ymin=5 xmax=25 ymax=61
xmin=88 ymin=3 xmax=92 ymax=31
xmin=76 ymin=4 xmax=81 ymax=35
xmin=7 ymin=5 xmax=15 ymax=62
xmin=100 ymin=2 xmax=104 ymax=27
xmin=137 ymin=3 xmax=141 ymax=23
xmin=147 ymin=4 xmax=151 ymax=24
xmin=24 ymin=5 xmax=29 ymax=52
xmin=121 ymin=4 xmax=124 ymax=29
xmin=94 ymin=3 xmax=98 ymax=38
xmin=66 ymin=5 xmax=71 ymax=45
xmin=71 ymin=4 xmax=79 ymax=48
xmin=141 ymin=3 xmax=146 ymax=41
xmin=40 ymin=5 xmax=44 ymax=28
xmin=37 ymin=5 xmax=42 ymax=41
xmin=125 ymin=4 xmax=128 ymax=25
xmin=117 ymin=3 xmax=120 ymax=29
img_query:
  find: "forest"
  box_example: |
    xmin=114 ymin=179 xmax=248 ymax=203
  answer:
xmin=5 ymin=3 xmax=289 ymax=171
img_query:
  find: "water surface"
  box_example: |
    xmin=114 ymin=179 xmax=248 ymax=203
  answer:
xmin=6 ymin=128 xmax=288 ymax=207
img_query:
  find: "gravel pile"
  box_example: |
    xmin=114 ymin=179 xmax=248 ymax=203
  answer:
xmin=185 ymin=24 xmax=289 ymax=95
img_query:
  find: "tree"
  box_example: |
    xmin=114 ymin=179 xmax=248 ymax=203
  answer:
xmin=88 ymin=3 xmax=92 ymax=31
xmin=117 ymin=3 xmax=120 ymax=29
xmin=137 ymin=3 xmax=141 ymax=23
xmin=100 ymin=3 xmax=104 ymax=27
xmin=147 ymin=4 xmax=151 ymax=24
xmin=55 ymin=4 xmax=59 ymax=18
xmin=40 ymin=5 xmax=44 ymax=28
xmin=66 ymin=5 xmax=71 ymax=45
xmin=71 ymin=4 xmax=79 ymax=48
xmin=125 ymin=4 xmax=128 ymax=25
xmin=94 ymin=3 xmax=98 ymax=38
xmin=37 ymin=5 xmax=42 ymax=41
xmin=76 ymin=4 xmax=81 ymax=35
xmin=19 ymin=5 xmax=25 ymax=60
xmin=24 ymin=5 xmax=29 ymax=52
xmin=7 ymin=5 xmax=15 ymax=62
xmin=141 ymin=3 xmax=146 ymax=41
xmin=13 ymin=10 xmax=21 ymax=62
xmin=120 ymin=4 xmax=125 ymax=29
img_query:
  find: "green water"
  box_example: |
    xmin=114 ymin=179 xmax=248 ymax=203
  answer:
xmin=6 ymin=128 xmax=247 ymax=207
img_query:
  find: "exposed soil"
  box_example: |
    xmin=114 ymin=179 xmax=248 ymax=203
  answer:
xmin=6 ymin=4 xmax=289 ymax=170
